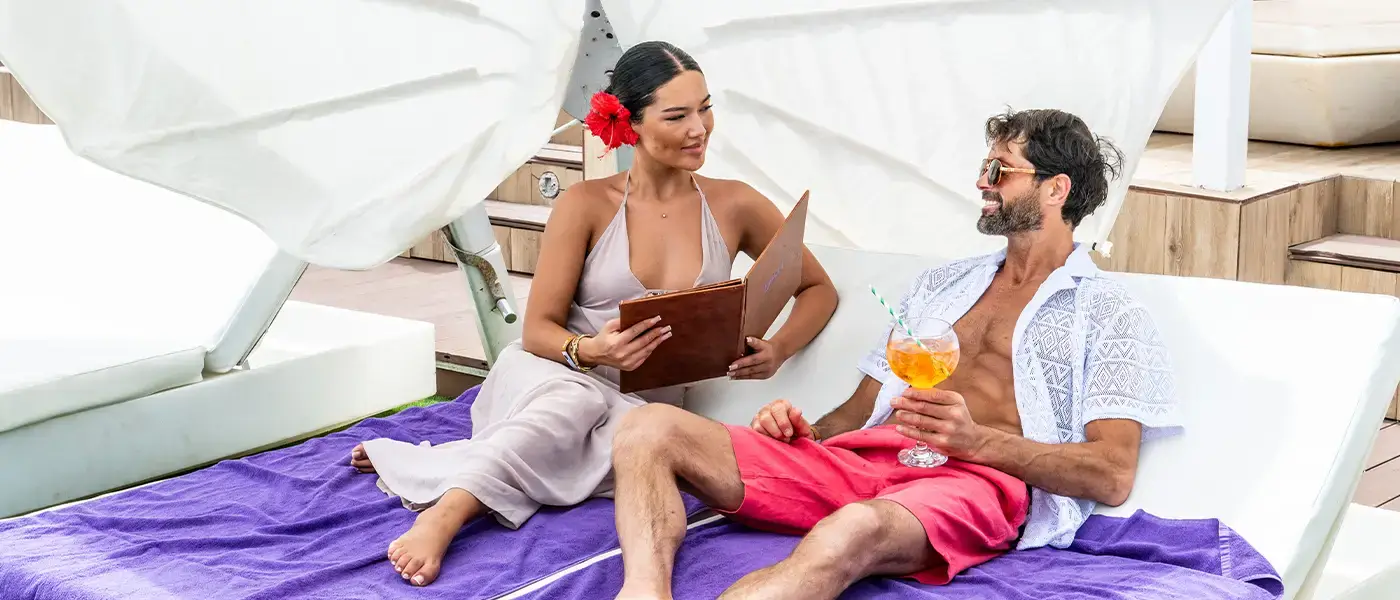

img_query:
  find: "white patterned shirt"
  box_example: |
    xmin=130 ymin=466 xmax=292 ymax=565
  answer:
xmin=856 ymin=243 xmax=1182 ymax=550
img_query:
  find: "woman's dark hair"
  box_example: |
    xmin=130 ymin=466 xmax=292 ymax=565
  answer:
xmin=984 ymin=108 xmax=1126 ymax=228
xmin=606 ymin=41 xmax=702 ymax=124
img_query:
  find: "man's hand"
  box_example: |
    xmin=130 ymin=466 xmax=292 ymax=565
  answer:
xmin=890 ymin=388 xmax=989 ymax=461
xmin=751 ymin=399 xmax=815 ymax=442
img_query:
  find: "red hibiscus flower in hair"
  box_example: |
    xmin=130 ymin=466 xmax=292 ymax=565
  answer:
xmin=584 ymin=91 xmax=639 ymax=151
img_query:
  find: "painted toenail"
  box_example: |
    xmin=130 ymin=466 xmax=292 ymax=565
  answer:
xmin=413 ymin=575 xmax=425 ymax=585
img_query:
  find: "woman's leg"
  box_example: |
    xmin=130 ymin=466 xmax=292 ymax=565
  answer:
xmin=363 ymin=369 xmax=622 ymax=586
xmin=388 ymin=488 xmax=486 ymax=586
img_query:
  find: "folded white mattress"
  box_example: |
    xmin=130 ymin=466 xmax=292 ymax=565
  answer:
xmin=688 ymin=244 xmax=1400 ymax=596
xmin=0 ymin=338 xmax=204 ymax=434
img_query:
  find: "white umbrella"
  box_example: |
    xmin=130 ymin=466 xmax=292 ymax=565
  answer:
xmin=0 ymin=0 xmax=584 ymax=270
xmin=601 ymin=0 xmax=1234 ymax=259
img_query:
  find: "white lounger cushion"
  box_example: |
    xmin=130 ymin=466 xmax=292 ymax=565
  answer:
xmin=0 ymin=301 xmax=437 ymax=517
xmin=1254 ymin=0 xmax=1400 ymax=58
xmin=688 ymin=244 xmax=1400 ymax=596
xmin=0 ymin=339 xmax=204 ymax=433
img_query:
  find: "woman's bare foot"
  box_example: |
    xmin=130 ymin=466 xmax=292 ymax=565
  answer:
xmin=350 ymin=443 xmax=375 ymax=473
xmin=387 ymin=488 xmax=484 ymax=586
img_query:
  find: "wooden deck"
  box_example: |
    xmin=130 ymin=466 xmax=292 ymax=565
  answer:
xmin=1361 ymin=421 xmax=1400 ymax=511
xmin=1136 ymin=133 xmax=1400 ymax=200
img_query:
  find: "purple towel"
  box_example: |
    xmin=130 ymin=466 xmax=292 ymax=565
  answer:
xmin=0 ymin=388 xmax=703 ymax=600
xmin=531 ymin=510 xmax=1283 ymax=599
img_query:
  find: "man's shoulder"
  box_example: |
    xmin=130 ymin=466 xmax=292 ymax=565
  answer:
xmin=1079 ymin=276 xmax=1148 ymax=317
xmin=912 ymin=252 xmax=998 ymax=285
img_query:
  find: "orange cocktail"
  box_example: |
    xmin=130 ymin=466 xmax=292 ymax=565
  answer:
xmin=886 ymin=339 xmax=959 ymax=390
xmin=885 ymin=316 xmax=960 ymax=468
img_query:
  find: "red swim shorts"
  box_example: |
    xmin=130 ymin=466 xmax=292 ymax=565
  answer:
xmin=719 ymin=424 xmax=1030 ymax=585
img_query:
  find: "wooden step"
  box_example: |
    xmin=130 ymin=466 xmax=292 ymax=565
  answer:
xmin=534 ymin=143 xmax=583 ymax=168
xmin=485 ymin=200 xmax=549 ymax=232
xmin=1291 ymin=234 xmax=1400 ymax=274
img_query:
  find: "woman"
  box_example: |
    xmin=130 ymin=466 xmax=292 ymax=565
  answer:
xmin=350 ymin=40 xmax=839 ymax=587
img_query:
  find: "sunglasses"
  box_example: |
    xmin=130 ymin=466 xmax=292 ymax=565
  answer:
xmin=981 ymin=158 xmax=1051 ymax=186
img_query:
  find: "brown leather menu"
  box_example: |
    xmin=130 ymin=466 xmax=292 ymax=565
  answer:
xmin=618 ymin=192 xmax=810 ymax=393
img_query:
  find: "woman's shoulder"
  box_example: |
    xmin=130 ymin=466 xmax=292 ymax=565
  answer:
xmin=692 ymin=174 xmax=771 ymax=211
xmin=554 ymin=174 xmax=625 ymax=217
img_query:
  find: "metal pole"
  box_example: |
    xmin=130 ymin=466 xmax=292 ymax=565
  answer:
xmin=441 ymin=201 xmax=522 ymax=364
xmin=552 ymin=119 xmax=580 ymax=138
xmin=1192 ymin=0 xmax=1251 ymax=192
xmin=204 ymin=250 xmax=309 ymax=373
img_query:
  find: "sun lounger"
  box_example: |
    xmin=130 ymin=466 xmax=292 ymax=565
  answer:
xmin=5 ymin=243 xmax=1397 ymax=599
xmin=0 ymin=121 xmax=437 ymax=517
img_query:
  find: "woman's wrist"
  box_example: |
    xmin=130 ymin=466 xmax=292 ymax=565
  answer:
xmin=768 ymin=336 xmax=794 ymax=364
xmin=575 ymin=335 xmax=600 ymax=368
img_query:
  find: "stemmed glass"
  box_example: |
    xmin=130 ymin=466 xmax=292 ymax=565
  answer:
xmin=885 ymin=316 xmax=961 ymax=468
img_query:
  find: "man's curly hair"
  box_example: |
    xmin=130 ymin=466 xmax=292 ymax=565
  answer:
xmin=984 ymin=108 xmax=1126 ymax=228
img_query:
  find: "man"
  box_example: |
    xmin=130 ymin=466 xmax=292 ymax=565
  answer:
xmin=609 ymin=108 xmax=1183 ymax=600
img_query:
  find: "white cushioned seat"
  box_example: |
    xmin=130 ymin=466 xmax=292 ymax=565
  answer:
xmin=1253 ymin=1 xmax=1400 ymax=58
xmin=1155 ymin=0 xmax=1400 ymax=146
xmin=0 ymin=339 xmax=204 ymax=433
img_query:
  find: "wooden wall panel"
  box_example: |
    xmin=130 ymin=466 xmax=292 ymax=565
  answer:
xmin=1165 ymin=195 xmax=1239 ymax=280
xmin=0 ymin=70 xmax=51 ymax=124
xmin=1238 ymin=179 xmax=1339 ymax=285
xmin=407 ymin=230 xmax=453 ymax=263
xmin=1103 ymin=190 xmax=1241 ymax=280
xmin=549 ymin=109 xmax=584 ymax=146
xmin=1285 ymin=260 xmax=1342 ymax=290
xmin=1238 ymin=191 xmax=1292 ymax=285
xmin=1102 ymin=190 xmax=1170 ymax=275
xmin=493 ymin=226 xmax=515 ymax=271
xmin=1339 ymin=267 xmax=1400 ymax=297
xmin=1293 ymin=177 xmax=1339 ymax=243
xmin=0 ymin=71 xmax=12 ymax=122
xmin=1338 ymin=176 xmax=1398 ymax=239
xmin=413 ymin=159 xmax=580 ymax=270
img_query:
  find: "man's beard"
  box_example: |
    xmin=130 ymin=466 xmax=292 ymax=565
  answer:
xmin=976 ymin=191 xmax=1043 ymax=235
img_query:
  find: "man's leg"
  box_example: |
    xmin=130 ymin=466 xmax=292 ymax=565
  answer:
xmin=612 ymin=404 xmax=745 ymax=600
xmin=718 ymin=500 xmax=934 ymax=600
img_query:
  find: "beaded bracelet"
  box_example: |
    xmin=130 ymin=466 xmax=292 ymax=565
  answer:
xmin=561 ymin=334 xmax=593 ymax=372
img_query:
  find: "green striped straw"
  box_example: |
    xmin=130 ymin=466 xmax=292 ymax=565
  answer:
xmin=868 ymin=285 xmax=930 ymax=352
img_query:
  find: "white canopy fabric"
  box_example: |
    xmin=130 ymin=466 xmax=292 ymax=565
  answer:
xmin=601 ymin=0 xmax=1234 ymax=257
xmin=0 ymin=0 xmax=583 ymax=270
xmin=0 ymin=120 xmax=274 ymax=350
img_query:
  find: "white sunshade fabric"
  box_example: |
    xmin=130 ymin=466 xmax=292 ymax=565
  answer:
xmin=601 ymin=0 xmax=1234 ymax=259
xmin=0 ymin=120 xmax=275 ymax=351
xmin=0 ymin=0 xmax=584 ymax=270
